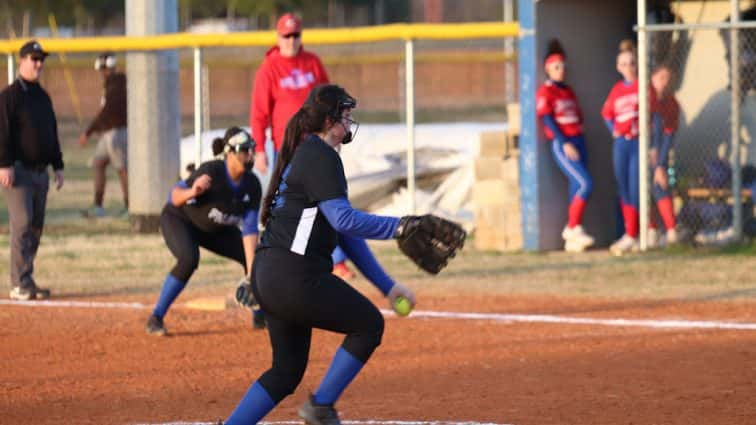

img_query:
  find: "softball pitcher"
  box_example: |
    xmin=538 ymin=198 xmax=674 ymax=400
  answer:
xmin=221 ymin=85 xmax=419 ymax=425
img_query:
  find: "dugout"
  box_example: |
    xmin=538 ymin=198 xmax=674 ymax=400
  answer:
xmin=518 ymin=0 xmax=639 ymax=251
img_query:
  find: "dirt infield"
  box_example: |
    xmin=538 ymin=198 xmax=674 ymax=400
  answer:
xmin=1 ymin=291 xmax=755 ymax=425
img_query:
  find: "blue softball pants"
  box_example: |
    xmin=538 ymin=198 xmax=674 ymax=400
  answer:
xmin=551 ymin=135 xmax=593 ymax=201
xmin=613 ymin=137 xmax=639 ymax=209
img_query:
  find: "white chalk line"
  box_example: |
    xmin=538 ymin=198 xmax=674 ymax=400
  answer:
xmin=134 ymin=421 xmax=510 ymax=425
xmin=1 ymin=299 xmax=756 ymax=331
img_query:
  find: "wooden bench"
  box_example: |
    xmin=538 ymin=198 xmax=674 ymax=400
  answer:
xmin=686 ymin=187 xmax=752 ymax=200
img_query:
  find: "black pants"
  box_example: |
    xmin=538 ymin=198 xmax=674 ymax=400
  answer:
xmin=160 ymin=206 xmax=246 ymax=282
xmin=252 ymin=247 xmax=384 ymax=403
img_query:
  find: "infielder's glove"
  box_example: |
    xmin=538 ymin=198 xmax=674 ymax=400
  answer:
xmin=235 ymin=277 xmax=258 ymax=309
xmin=394 ymin=215 xmax=466 ymax=274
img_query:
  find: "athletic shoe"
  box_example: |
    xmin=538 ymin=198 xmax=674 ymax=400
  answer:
xmin=561 ymin=225 xmax=594 ymax=249
xmin=33 ymin=285 xmax=51 ymax=300
xmin=252 ymin=308 xmax=266 ymax=330
xmin=9 ymin=286 xmax=34 ymax=301
xmin=145 ymin=314 xmax=167 ymax=336
xmin=332 ymin=262 xmax=355 ymax=280
xmin=646 ymin=228 xmax=660 ymax=249
xmin=665 ymin=228 xmax=678 ymax=245
xmin=564 ymin=239 xmax=586 ymax=253
xmin=81 ymin=205 xmax=105 ymax=218
xmin=609 ymin=234 xmax=639 ymax=256
xmin=9 ymin=285 xmax=50 ymax=301
xmin=298 ymin=394 xmax=341 ymax=425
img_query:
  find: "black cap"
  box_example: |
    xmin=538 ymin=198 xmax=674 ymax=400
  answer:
xmin=19 ymin=40 xmax=49 ymax=58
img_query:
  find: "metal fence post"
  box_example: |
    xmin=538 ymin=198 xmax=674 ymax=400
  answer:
xmin=405 ymin=38 xmax=416 ymax=215
xmin=730 ymin=0 xmax=742 ymax=241
xmin=638 ymin=0 xmax=650 ymax=251
xmin=7 ymin=53 xmax=14 ymax=85
xmin=194 ymin=46 xmax=203 ymax=168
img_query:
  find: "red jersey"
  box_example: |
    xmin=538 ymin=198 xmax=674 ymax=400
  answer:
xmin=250 ymin=46 xmax=329 ymax=153
xmin=652 ymin=94 xmax=680 ymax=135
xmin=602 ymin=80 xmax=640 ymax=138
xmin=536 ymin=80 xmax=583 ymax=139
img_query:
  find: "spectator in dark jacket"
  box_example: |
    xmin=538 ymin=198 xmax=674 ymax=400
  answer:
xmin=0 ymin=40 xmax=64 ymax=300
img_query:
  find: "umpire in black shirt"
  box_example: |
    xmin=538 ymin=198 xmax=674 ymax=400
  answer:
xmin=0 ymin=40 xmax=64 ymax=301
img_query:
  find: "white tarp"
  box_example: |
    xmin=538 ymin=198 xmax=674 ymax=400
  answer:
xmin=179 ymin=122 xmax=506 ymax=225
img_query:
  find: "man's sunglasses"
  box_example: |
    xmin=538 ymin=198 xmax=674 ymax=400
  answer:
xmin=30 ymin=55 xmax=45 ymax=63
xmin=282 ymin=32 xmax=301 ymax=39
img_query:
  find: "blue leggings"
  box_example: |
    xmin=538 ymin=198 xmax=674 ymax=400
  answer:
xmin=613 ymin=137 xmax=639 ymax=208
xmin=551 ymin=136 xmax=593 ymax=201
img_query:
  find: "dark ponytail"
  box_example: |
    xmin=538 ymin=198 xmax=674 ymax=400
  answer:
xmin=260 ymin=84 xmax=356 ymax=226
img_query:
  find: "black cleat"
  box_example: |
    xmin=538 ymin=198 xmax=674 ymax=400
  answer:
xmin=9 ymin=285 xmax=50 ymax=300
xmin=298 ymin=394 xmax=341 ymax=425
xmin=145 ymin=314 xmax=167 ymax=336
xmin=252 ymin=308 xmax=267 ymax=329
xmin=33 ymin=285 xmax=50 ymax=300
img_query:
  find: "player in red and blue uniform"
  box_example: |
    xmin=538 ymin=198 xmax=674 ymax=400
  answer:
xmin=648 ymin=64 xmax=680 ymax=246
xmin=602 ymin=40 xmax=643 ymax=256
xmin=536 ymin=40 xmax=594 ymax=252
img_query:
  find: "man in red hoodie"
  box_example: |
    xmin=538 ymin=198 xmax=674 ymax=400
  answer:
xmin=250 ymin=14 xmax=355 ymax=280
xmin=250 ymin=13 xmax=329 ymax=175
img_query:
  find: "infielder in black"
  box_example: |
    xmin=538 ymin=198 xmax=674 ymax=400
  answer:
xmin=146 ymin=127 xmax=261 ymax=336
xmin=221 ymin=85 xmax=416 ymax=425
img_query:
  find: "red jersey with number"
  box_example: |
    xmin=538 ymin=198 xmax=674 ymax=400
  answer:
xmin=602 ymin=80 xmax=640 ymax=138
xmin=536 ymin=80 xmax=583 ymax=140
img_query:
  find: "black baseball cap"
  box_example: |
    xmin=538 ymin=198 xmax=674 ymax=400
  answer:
xmin=19 ymin=40 xmax=49 ymax=58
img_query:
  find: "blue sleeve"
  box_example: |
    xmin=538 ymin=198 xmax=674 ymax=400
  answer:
xmin=651 ymin=112 xmax=663 ymax=150
xmin=604 ymin=118 xmax=614 ymax=133
xmin=338 ymin=233 xmax=395 ymax=295
xmin=318 ymin=197 xmax=400 ymax=240
xmin=242 ymin=209 xmax=259 ymax=236
xmin=542 ymin=114 xmax=566 ymax=143
xmin=657 ymin=133 xmax=674 ymax=168
xmin=168 ymin=180 xmax=190 ymax=203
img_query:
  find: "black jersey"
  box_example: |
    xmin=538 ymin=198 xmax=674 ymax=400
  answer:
xmin=261 ymin=135 xmax=347 ymax=262
xmin=174 ymin=160 xmax=262 ymax=233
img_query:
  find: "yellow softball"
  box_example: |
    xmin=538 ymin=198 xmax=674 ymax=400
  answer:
xmin=393 ymin=296 xmax=412 ymax=317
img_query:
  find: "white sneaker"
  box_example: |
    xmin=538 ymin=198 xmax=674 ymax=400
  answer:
xmin=665 ymin=228 xmax=678 ymax=245
xmin=610 ymin=234 xmax=639 ymax=256
xmin=562 ymin=225 xmax=595 ymax=249
xmin=564 ymin=239 xmax=586 ymax=253
xmin=647 ymin=228 xmax=660 ymax=249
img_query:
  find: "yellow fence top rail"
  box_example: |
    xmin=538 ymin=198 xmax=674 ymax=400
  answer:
xmin=0 ymin=22 xmax=519 ymax=54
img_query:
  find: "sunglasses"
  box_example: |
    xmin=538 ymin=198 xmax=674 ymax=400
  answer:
xmin=30 ymin=55 xmax=45 ymax=63
xmin=282 ymin=32 xmax=301 ymax=39
xmin=234 ymin=144 xmax=253 ymax=154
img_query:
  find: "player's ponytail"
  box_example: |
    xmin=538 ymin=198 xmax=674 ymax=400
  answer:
xmin=261 ymin=103 xmax=329 ymax=225
xmin=211 ymin=137 xmax=224 ymax=158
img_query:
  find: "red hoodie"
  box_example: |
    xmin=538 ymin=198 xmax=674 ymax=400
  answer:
xmin=249 ymin=46 xmax=329 ymax=153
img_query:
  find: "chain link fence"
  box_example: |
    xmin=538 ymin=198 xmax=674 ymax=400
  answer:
xmin=640 ymin=5 xmax=756 ymax=247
